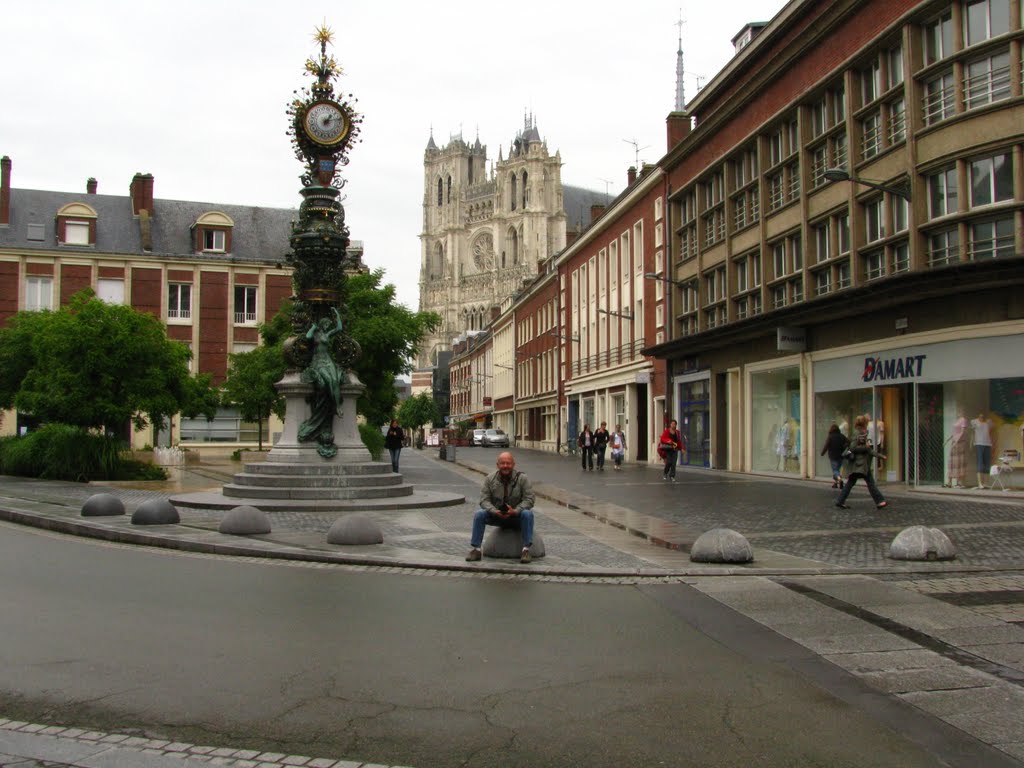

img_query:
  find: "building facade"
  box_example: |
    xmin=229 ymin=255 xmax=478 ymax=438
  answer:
xmin=644 ymin=0 xmax=1024 ymax=487
xmin=0 ymin=159 xmax=364 ymax=449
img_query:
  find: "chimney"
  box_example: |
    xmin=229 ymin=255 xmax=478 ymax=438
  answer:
xmin=129 ymin=172 xmax=154 ymax=216
xmin=87 ymin=177 xmax=98 ymax=194
xmin=667 ymin=112 xmax=692 ymax=151
xmin=0 ymin=156 xmax=11 ymax=226
xmin=590 ymin=204 xmax=606 ymax=223
xmin=627 ymin=166 xmax=637 ymax=186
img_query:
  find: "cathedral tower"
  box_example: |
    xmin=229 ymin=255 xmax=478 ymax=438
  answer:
xmin=418 ymin=117 xmax=566 ymax=368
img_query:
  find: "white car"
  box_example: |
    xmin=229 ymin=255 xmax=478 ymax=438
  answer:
xmin=482 ymin=428 xmax=510 ymax=448
xmin=472 ymin=428 xmax=486 ymax=446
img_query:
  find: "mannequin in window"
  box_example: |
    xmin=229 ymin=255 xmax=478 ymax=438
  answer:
xmin=971 ymin=412 xmax=993 ymax=489
xmin=945 ymin=410 xmax=968 ymax=488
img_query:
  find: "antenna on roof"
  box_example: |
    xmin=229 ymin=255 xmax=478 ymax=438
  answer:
xmin=622 ymin=138 xmax=650 ymax=169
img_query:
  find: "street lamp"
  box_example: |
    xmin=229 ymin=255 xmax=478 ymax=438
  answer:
xmin=597 ymin=307 xmax=634 ymax=320
xmin=823 ymin=168 xmax=911 ymax=200
xmin=643 ymin=271 xmax=688 ymax=287
xmin=550 ymin=331 xmax=581 ymax=342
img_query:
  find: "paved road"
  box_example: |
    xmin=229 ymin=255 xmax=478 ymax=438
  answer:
xmin=1 ymin=522 xmax=1007 ymax=768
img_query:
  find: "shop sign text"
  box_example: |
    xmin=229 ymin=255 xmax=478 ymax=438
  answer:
xmin=862 ymin=354 xmax=926 ymax=382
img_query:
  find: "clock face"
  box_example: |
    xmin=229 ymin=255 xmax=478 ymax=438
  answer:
xmin=304 ymin=101 xmax=349 ymax=146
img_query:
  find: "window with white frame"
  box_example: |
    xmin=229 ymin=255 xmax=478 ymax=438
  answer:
xmin=864 ymin=249 xmax=885 ymax=281
xmin=928 ymin=167 xmax=958 ymax=218
xmin=234 ymin=285 xmax=258 ymax=324
xmin=924 ymin=10 xmax=954 ymax=64
xmin=970 ymin=217 xmax=1014 ymax=259
xmin=814 ymin=221 xmax=830 ymax=263
xmin=773 ymin=242 xmax=787 ymax=278
xmin=892 ymin=196 xmax=909 ymax=233
xmin=865 ymin=198 xmax=884 ymax=243
xmin=970 ymin=153 xmax=1013 ymax=207
xmin=928 ymin=228 xmax=960 ymax=266
xmin=964 ymin=50 xmax=1011 ymax=109
xmin=97 ymin=278 xmax=125 ymax=305
xmin=771 ymin=284 xmax=787 ymax=309
xmin=836 ymin=259 xmax=851 ymax=289
xmin=887 ymin=44 xmax=904 ymax=88
xmin=861 ymin=111 xmax=881 ymax=160
xmin=203 ymin=229 xmax=226 ymax=252
xmin=964 ymin=0 xmax=1010 ymax=46
xmin=64 ymin=221 xmax=90 ymax=246
xmin=814 ymin=268 xmax=831 ymax=296
xmin=837 ymin=213 xmax=850 ymax=255
xmin=887 ymin=98 xmax=906 ymax=144
xmin=168 ymin=283 xmax=192 ymax=321
xmin=923 ymin=70 xmax=955 ymax=125
xmin=25 ymin=276 xmax=52 ymax=311
xmin=891 ymin=241 xmax=910 ymax=273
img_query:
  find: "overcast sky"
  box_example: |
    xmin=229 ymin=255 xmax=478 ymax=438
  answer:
xmin=3 ymin=0 xmax=787 ymax=310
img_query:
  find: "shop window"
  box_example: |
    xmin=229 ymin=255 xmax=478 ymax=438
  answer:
xmin=751 ymin=366 xmax=802 ymax=474
xmin=234 ymin=285 xmax=258 ymax=325
xmin=25 ymin=275 xmax=52 ymax=311
xmin=168 ymin=283 xmax=192 ymax=321
xmin=970 ymin=153 xmax=1013 ymax=207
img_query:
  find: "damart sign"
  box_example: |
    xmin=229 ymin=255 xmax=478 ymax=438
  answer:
xmin=862 ymin=354 xmax=927 ymax=382
xmin=813 ymin=334 xmax=1022 ymax=392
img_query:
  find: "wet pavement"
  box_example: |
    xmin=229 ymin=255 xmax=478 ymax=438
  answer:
xmin=1 ymin=446 xmax=1024 ymax=766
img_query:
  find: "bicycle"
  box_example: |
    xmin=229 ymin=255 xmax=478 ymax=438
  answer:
xmin=557 ymin=440 xmax=578 ymax=457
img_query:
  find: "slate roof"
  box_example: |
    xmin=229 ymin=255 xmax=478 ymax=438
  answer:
xmin=0 ymin=188 xmax=297 ymax=265
xmin=562 ymin=184 xmax=616 ymax=231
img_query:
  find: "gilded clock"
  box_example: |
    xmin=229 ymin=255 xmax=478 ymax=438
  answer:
xmin=303 ymin=100 xmax=350 ymax=146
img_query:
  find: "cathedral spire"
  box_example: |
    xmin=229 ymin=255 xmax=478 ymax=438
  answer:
xmin=674 ymin=10 xmax=686 ymax=112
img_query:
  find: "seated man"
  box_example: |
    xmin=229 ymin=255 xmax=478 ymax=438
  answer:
xmin=466 ymin=451 xmax=535 ymax=564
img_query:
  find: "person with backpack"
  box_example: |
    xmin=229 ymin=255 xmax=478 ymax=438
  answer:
xmin=820 ymin=423 xmax=849 ymax=489
xmin=835 ymin=415 xmax=888 ymax=509
xmin=610 ymin=425 xmax=627 ymax=470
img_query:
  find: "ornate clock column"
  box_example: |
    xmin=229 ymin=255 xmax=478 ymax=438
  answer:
xmin=268 ymin=25 xmax=369 ymax=464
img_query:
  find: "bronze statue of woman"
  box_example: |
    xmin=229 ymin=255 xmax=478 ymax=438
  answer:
xmin=298 ymin=306 xmax=344 ymax=458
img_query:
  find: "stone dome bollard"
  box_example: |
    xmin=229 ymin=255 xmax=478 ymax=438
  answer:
xmin=131 ymin=498 xmax=180 ymax=525
xmin=81 ymin=493 xmax=125 ymax=517
xmin=689 ymin=528 xmax=754 ymax=564
xmin=483 ymin=529 xmax=545 ymax=559
xmin=889 ymin=526 xmax=956 ymax=561
xmin=219 ymin=505 xmax=271 ymax=535
xmin=327 ymin=514 xmax=383 ymax=545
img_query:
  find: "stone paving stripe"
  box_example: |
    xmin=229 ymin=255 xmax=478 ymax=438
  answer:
xmin=931 ymin=590 xmax=1024 ymax=607
xmin=776 ymin=579 xmax=1024 ymax=687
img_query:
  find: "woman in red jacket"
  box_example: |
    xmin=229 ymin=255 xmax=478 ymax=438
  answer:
xmin=658 ymin=419 xmax=684 ymax=481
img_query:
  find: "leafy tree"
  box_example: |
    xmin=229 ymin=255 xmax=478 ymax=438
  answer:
xmin=344 ymin=269 xmax=441 ymax=427
xmin=221 ymin=344 xmax=288 ymax=450
xmin=0 ymin=290 xmax=217 ymax=434
xmin=396 ymin=391 xmax=441 ymax=434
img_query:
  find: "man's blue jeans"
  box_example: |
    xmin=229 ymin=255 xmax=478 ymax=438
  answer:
xmin=471 ymin=508 xmax=534 ymax=548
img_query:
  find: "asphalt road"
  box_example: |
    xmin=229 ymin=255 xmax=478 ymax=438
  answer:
xmin=0 ymin=522 xmax=984 ymax=768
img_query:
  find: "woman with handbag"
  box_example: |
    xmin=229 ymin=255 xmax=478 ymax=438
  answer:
xmin=577 ymin=424 xmax=595 ymax=471
xmin=658 ymin=420 xmax=684 ymax=481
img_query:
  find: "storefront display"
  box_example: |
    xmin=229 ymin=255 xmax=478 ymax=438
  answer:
xmin=751 ymin=366 xmax=801 ymax=473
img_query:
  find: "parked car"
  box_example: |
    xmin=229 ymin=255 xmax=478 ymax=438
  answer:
xmin=472 ymin=428 xmax=487 ymax=446
xmin=482 ymin=428 xmax=510 ymax=448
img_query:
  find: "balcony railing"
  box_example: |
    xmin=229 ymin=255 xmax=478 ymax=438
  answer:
xmin=570 ymin=338 xmax=646 ymax=377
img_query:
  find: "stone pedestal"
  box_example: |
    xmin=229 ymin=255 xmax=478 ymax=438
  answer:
xmin=267 ymin=369 xmax=371 ymax=464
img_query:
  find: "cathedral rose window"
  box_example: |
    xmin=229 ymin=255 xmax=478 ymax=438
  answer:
xmin=473 ymin=233 xmax=495 ymax=269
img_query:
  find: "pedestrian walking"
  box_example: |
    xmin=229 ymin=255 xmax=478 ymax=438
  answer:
xmin=577 ymin=424 xmax=594 ymax=471
xmin=593 ymin=422 xmax=610 ymax=471
xmin=384 ymin=419 xmax=405 ymax=473
xmin=820 ymin=423 xmax=849 ymax=489
xmin=658 ymin=420 xmax=684 ymax=481
xmin=835 ymin=414 xmax=888 ymax=509
xmin=610 ymin=425 xmax=626 ymax=470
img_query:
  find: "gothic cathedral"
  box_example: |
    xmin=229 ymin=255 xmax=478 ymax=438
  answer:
xmin=417 ymin=117 xmax=567 ymax=368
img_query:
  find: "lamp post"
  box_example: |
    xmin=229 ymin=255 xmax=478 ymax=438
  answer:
xmin=823 ymin=168 xmax=911 ymax=200
xmin=596 ymin=307 xmax=634 ymax=320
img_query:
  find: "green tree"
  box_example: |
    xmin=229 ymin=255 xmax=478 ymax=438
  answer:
xmin=396 ymin=391 xmax=441 ymax=435
xmin=344 ymin=269 xmax=441 ymax=427
xmin=0 ymin=290 xmax=217 ymax=434
xmin=221 ymin=344 xmax=288 ymax=450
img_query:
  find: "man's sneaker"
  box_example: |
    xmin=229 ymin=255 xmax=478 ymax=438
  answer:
xmin=877 ymin=501 xmax=889 ymax=509
xmin=466 ymin=548 xmax=482 ymax=562
xmin=835 ymin=503 xmax=850 ymax=509
xmin=671 ymin=477 xmax=677 ymax=482
xmin=520 ymin=548 xmax=532 ymax=564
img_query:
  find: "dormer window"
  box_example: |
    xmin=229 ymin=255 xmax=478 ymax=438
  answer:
xmin=56 ymin=202 xmax=97 ymax=247
xmin=192 ymin=211 xmax=234 ymax=254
